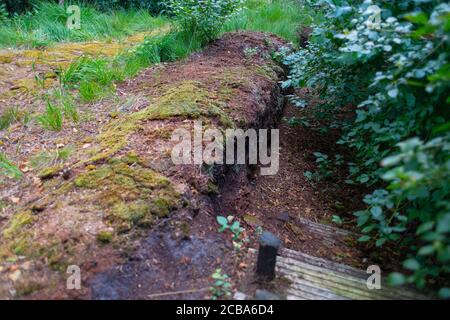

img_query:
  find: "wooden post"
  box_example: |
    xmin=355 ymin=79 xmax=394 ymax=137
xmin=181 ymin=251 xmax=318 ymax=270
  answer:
xmin=256 ymin=231 xmax=280 ymax=280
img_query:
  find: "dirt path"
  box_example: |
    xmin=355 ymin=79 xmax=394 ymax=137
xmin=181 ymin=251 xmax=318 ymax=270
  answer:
xmin=216 ymin=98 xmax=370 ymax=269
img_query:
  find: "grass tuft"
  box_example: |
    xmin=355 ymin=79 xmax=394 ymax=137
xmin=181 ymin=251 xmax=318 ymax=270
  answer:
xmin=36 ymin=101 xmax=63 ymax=131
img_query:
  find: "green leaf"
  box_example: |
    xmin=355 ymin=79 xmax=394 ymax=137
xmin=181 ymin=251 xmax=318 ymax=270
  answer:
xmin=388 ymin=273 xmax=405 ymax=286
xmin=416 ymin=221 xmax=434 ymax=235
xmin=403 ymin=259 xmax=420 ymax=271
xmin=404 ymin=12 xmax=428 ymax=25
xmin=370 ymin=206 xmax=382 ymax=219
xmin=332 ymin=215 xmax=343 ymax=225
xmin=358 ymin=235 xmax=371 ymax=242
xmin=418 ymin=245 xmax=435 ymax=256
xmin=438 ymin=288 xmax=450 ymax=299
xmin=375 ymin=238 xmax=387 ymax=247
xmin=216 ymin=216 xmax=228 ymax=227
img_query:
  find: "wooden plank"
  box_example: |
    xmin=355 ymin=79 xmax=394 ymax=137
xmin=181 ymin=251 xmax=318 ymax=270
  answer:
xmin=277 ymin=252 xmax=428 ymax=300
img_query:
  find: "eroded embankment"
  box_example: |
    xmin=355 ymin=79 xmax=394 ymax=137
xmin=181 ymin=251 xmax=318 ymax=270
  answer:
xmin=0 ymin=32 xmax=286 ymax=299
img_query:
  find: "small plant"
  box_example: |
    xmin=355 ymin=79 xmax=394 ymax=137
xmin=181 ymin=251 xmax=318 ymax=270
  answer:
xmin=314 ymin=152 xmax=333 ymax=180
xmin=0 ymin=153 xmax=22 ymax=179
xmin=37 ymin=101 xmax=63 ymax=131
xmin=217 ymin=215 xmax=244 ymax=241
xmin=209 ymin=268 xmax=232 ymax=300
xmin=287 ymin=116 xmax=310 ymax=128
xmin=332 ymin=215 xmax=343 ymax=225
xmin=79 ymin=81 xmax=104 ymax=102
xmin=62 ymin=97 xmax=78 ymax=123
xmin=34 ymin=73 xmax=46 ymax=89
xmin=0 ymin=107 xmax=20 ymax=130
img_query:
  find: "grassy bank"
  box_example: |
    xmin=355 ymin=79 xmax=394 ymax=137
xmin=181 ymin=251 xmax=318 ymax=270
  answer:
xmin=223 ymin=0 xmax=322 ymax=44
xmin=0 ymin=2 xmax=168 ymax=49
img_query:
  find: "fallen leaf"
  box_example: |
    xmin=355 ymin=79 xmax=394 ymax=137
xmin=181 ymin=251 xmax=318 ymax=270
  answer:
xmin=10 ymin=196 xmax=20 ymax=204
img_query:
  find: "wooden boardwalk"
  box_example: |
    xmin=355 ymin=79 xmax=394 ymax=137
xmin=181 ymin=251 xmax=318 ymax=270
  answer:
xmin=248 ymin=218 xmax=429 ymax=300
xmin=278 ymin=247 xmax=427 ymax=300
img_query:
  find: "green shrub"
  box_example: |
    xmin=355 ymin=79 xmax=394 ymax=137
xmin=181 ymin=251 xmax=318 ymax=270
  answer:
xmin=282 ymin=0 xmax=450 ymax=295
xmin=166 ymin=0 xmax=244 ymax=43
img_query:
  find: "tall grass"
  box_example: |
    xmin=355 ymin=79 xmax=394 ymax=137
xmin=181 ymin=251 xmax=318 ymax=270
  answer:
xmin=0 ymin=1 xmax=168 ymax=48
xmin=0 ymin=153 xmax=22 ymax=179
xmin=36 ymin=101 xmax=63 ymax=131
xmin=223 ymin=0 xmax=323 ymax=44
xmin=60 ymin=31 xmax=203 ymax=102
xmin=0 ymin=107 xmax=20 ymax=130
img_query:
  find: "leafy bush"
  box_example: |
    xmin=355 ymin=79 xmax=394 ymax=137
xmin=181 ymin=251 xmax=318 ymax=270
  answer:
xmin=0 ymin=3 xmax=8 ymax=20
xmin=282 ymin=0 xmax=450 ymax=296
xmin=166 ymin=0 xmax=244 ymax=43
xmin=2 ymin=0 xmax=32 ymax=15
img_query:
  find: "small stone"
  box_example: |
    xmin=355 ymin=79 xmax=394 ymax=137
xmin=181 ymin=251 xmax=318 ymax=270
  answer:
xmin=62 ymin=168 xmax=71 ymax=180
xmin=255 ymin=289 xmax=281 ymax=300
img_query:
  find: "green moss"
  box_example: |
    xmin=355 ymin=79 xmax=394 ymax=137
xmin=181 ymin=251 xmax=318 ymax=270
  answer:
xmin=122 ymin=151 xmax=140 ymax=165
xmin=205 ymin=180 xmax=219 ymax=195
xmin=74 ymin=157 xmax=180 ymax=231
xmin=96 ymin=231 xmax=113 ymax=243
xmin=180 ymin=221 xmax=191 ymax=238
xmin=88 ymin=80 xmax=233 ymax=162
xmin=11 ymin=235 xmax=32 ymax=255
xmin=38 ymin=165 xmax=63 ymax=180
xmin=252 ymin=63 xmax=282 ymax=80
xmin=150 ymin=197 xmax=171 ymax=217
xmin=74 ymin=166 xmax=112 ymax=188
xmin=3 ymin=211 xmax=34 ymax=239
